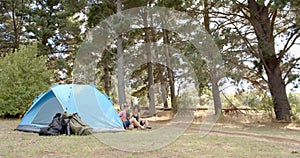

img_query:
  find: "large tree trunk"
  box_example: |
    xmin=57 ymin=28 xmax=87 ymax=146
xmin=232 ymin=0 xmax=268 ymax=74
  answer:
xmin=247 ymin=0 xmax=291 ymax=121
xmin=267 ymin=62 xmax=291 ymax=120
xmin=116 ymin=0 xmax=126 ymax=107
xmin=142 ymin=10 xmax=155 ymax=115
xmin=203 ymin=0 xmax=222 ymax=115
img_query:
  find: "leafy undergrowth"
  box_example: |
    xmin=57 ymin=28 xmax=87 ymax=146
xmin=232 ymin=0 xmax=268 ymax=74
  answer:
xmin=0 ymin=119 xmax=300 ymax=158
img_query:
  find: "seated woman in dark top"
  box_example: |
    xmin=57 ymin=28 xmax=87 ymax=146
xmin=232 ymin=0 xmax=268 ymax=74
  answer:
xmin=132 ymin=105 xmax=151 ymax=129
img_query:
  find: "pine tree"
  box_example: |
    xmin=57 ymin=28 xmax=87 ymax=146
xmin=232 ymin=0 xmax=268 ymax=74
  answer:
xmin=0 ymin=0 xmax=29 ymax=54
xmin=24 ymin=0 xmax=86 ymax=81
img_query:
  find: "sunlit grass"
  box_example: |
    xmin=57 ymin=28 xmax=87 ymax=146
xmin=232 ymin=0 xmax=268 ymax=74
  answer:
xmin=1 ymin=119 xmax=299 ymax=158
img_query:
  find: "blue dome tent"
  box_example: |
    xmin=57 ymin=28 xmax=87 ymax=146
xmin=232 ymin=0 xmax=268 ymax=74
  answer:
xmin=16 ymin=84 xmax=124 ymax=133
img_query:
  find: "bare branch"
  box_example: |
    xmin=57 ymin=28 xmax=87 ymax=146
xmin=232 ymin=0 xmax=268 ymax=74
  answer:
xmin=284 ymin=30 xmax=300 ymax=52
xmin=233 ymin=0 xmax=250 ymax=19
xmin=210 ymin=10 xmax=245 ymax=19
xmin=274 ymin=24 xmax=296 ymax=38
xmin=242 ymin=76 xmax=268 ymax=90
xmin=270 ymin=10 xmax=277 ymax=34
xmin=278 ymin=28 xmax=300 ymax=61
xmin=283 ymin=56 xmax=300 ymax=81
xmin=230 ymin=21 xmax=259 ymax=58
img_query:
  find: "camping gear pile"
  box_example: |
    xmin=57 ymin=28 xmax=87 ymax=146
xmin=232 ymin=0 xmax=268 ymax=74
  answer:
xmin=39 ymin=112 xmax=93 ymax=136
xmin=16 ymin=84 xmax=125 ymax=133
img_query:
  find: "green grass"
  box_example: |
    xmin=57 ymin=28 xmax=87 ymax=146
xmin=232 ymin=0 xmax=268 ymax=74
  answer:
xmin=1 ymin=119 xmax=299 ymax=158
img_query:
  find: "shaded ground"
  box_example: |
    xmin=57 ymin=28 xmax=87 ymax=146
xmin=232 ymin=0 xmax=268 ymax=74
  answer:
xmin=0 ymin=117 xmax=300 ymax=158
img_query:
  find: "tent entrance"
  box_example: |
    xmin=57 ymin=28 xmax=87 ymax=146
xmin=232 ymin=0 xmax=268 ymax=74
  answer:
xmin=32 ymin=97 xmax=64 ymax=125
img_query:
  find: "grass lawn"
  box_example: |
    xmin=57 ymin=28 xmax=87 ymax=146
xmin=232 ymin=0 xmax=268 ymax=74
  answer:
xmin=0 ymin=119 xmax=299 ymax=158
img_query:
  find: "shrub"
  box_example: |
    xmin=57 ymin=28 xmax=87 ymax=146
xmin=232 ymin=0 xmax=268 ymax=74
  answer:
xmin=288 ymin=93 xmax=300 ymax=121
xmin=0 ymin=44 xmax=52 ymax=117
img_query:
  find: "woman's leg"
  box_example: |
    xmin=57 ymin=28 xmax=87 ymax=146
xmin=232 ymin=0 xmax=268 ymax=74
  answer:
xmin=130 ymin=118 xmax=144 ymax=129
xmin=128 ymin=124 xmax=134 ymax=129
xmin=143 ymin=119 xmax=151 ymax=129
xmin=143 ymin=120 xmax=148 ymax=126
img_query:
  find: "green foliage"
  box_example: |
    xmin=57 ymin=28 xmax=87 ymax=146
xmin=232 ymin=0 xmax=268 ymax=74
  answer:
xmin=25 ymin=0 xmax=84 ymax=55
xmin=156 ymin=0 xmax=192 ymax=10
xmin=222 ymin=90 xmax=274 ymax=118
xmin=0 ymin=0 xmax=29 ymax=54
xmin=184 ymin=43 xmax=209 ymax=95
xmin=22 ymin=0 xmax=85 ymax=81
xmin=222 ymin=90 xmax=300 ymax=120
xmin=245 ymin=91 xmax=273 ymax=114
xmin=0 ymin=44 xmax=52 ymax=117
xmin=199 ymin=87 xmax=213 ymax=107
xmin=87 ymin=1 xmax=116 ymax=28
xmin=87 ymin=1 xmax=118 ymax=96
xmin=288 ymin=93 xmax=300 ymax=120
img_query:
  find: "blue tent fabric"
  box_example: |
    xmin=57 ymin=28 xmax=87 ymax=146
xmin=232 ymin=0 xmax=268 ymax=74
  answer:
xmin=16 ymin=84 xmax=124 ymax=133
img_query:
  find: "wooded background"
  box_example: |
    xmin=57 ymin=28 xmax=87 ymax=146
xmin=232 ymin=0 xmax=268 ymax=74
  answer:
xmin=0 ymin=0 xmax=299 ymax=121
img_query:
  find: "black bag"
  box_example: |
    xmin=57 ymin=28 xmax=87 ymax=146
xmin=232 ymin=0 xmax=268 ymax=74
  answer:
xmin=39 ymin=113 xmax=65 ymax=136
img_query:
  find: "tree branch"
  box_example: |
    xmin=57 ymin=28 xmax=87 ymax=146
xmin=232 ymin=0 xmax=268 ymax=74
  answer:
xmin=283 ymin=30 xmax=300 ymax=52
xmin=283 ymin=56 xmax=300 ymax=81
xmin=231 ymin=21 xmax=259 ymax=58
xmin=270 ymin=10 xmax=277 ymax=34
xmin=274 ymin=24 xmax=296 ymax=38
xmin=242 ymin=76 xmax=268 ymax=90
xmin=278 ymin=28 xmax=300 ymax=61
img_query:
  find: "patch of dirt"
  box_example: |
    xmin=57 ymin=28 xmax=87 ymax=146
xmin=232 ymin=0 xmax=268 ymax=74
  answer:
xmin=285 ymin=123 xmax=300 ymax=130
xmin=208 ymin=129 xmax=300 ymax=147
xmin=147 ymin=112 xmax=300 ymax=148
xmin=148 ymin=120 xmax=300 ymax=148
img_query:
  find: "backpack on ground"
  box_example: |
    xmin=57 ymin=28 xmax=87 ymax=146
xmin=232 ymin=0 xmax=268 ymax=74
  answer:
xmin=39 ymin=113 xmax=65 ymax=136
xmin=38 ymin=112 xmax=92 ymax=136
xmin=68 ymin=113 xmax=93 ymax=135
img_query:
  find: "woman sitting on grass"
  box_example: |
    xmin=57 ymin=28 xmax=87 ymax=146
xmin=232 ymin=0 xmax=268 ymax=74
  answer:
xmin=119 ymin=104 xmax=145 ymax=130
xmin=132 ymin=105 xmax=151 ymax=129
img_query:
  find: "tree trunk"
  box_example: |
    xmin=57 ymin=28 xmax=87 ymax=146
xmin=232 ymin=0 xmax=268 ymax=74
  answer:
xmin=103 ymin=61 xmax=110 ymax=96
xmin=150 ymin=15 xmax=168 ymax=109
xmin=210 ymin=67 xmax=222 ymax=115
xmin=117 ymin=0 xmax=126 ymax=107
xmin=203 ymin=0 xmax=222 ymax=115
xmin=102 ymin=49 xmax=111 ymax=96
xmin=247 ymin=0 xmax=291 ymax=121
xmin=12 ymin=12 xmax=20 ymax=52
xmin=161 ymin=82 xmax=168 ymax=108
xmin=163 ymin=29 xmax=176 ymax=111
xmin=142 ymin=10 xmax=155 ymax=115
xmin=11 ymin=0 xmax=23 ymax=52
xmin=266 ymin=62 xmax=291 ymax=120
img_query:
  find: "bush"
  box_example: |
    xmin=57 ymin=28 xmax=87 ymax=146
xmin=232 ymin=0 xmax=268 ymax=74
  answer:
xmin=288 ymin=93 xmax=300 ymax=121
xmin=0 ymin=44 xmax=52 ymax=117
xmin=225 ymin=90 xmax=274 ymax=119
